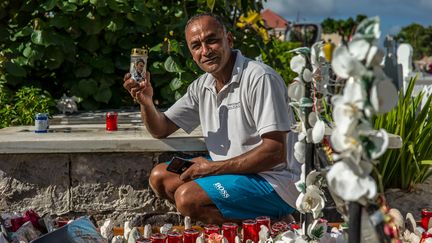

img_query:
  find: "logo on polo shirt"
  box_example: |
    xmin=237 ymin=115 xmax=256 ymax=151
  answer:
xmin=213 ymin=182 xmax=230 ymax=198
xmin=227 ymin=102 xmax=240 ymax=110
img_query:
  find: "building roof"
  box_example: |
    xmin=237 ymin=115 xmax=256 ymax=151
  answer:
xmin=261 ymin=9 xmax=289 ymax=29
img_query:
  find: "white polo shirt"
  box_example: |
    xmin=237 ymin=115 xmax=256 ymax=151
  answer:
xmin=164 ymin=50 xmax=301 ymax=208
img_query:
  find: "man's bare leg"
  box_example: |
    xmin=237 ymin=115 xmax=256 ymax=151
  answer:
xmin=148 ymin=163 xmax=184 ymax=201
xmin=174 ymin=181 xmax=225 ymax=224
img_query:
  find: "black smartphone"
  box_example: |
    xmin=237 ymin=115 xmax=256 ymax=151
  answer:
xmin=166 ymin=157 xmax=194 ymax=174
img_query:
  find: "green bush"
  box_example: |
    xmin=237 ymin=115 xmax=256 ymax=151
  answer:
xmin=260 ymin=40 xmax=301 ymax=84
xmin=373 ymin=77 xmax=432 ymax=190
xmin=0 ymin=0 xmax=268 ymax=110
xmin=0 ymin=80 xmax=55 ymax=128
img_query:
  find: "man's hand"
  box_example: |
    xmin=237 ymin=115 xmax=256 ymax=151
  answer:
xmin=123 ymin=72 xmax=153 ymax=105
xmin=180 ymin=157 xmax=214 ymax=181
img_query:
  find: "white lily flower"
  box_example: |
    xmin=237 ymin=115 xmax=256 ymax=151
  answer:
xmin=326 ymin=160 xmax=377 ymax=201
xmin=331 ymin=45 xmax=367 ymax=79
xmin=288 ymin=81 xmax=305 ymax=102
xmin=296 ymin=185 xmax=325 ymax=219
xmin=370 ymin=78 xmax=398 ymax=114
xmin=290 ymin=55 xmax=306 ymax=74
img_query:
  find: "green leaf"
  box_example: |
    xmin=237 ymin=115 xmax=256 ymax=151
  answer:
xmin=31 ymin=30 xmax=45 ymax=45
xmin=5 ymin=62 xmax=27 ymax=77
xmin=164 ymin=56 xmax=184 ymax=73
xmin=78 ymin=79 xmax=98 ymax=97
xmin=207 ymin=0 xmax=215 ymax=11
xmin=169 ymin=77 xmax=182 ymax=91
xmin=81 ymin=35 xmax=100 ymax=52
xmin=42 ymin=0 xmax=57 ymax=11
xmin=44 ymin=48 xmax=64 ymax=69
xmin=93 ymin=87 xmax=112 ymax=103
xmin=49 ymin=16 xmax=69 ymax=28
xmin=13 ymin=27 xmax=33 ymax=39
xmin=60 ymin=2 xmax=77 ymax=12
xmin=421 ymin=160 xmax=432 ymax=165
xmin=74 ymin=65 xmax=92 ymax=78
xmin=149 ymin=43 xmax=162 ymax=52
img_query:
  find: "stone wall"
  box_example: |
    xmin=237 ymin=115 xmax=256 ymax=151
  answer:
xmin=0 ymin=151 xmax=206 ymax=226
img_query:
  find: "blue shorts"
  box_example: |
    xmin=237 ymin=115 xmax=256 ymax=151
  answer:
xmin=166 ymin=159 xmax=295 ymax=219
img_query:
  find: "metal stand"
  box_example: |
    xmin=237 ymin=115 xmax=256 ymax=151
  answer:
xmin=348 ymin=202 xmax=362 ymax=243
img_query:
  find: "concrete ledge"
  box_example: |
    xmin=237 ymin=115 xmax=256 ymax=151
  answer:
xmin=0 ymin=124 xmax=206 ymax=154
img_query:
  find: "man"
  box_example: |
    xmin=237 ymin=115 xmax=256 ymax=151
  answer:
xmin=123 ymin=13 xmax=300 ymax=224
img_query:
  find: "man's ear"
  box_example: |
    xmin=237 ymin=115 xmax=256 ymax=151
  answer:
xmin=227 ymin=31 xmax=234 ymax=48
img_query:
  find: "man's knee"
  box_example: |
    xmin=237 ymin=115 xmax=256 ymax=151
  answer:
xmin=148 ymin=163 xmax=168 ymax=195
xmin=174 ymin=183 xmax=201 ymax=217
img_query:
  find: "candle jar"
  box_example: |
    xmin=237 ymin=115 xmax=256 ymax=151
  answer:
xmin=222 ymin=222 xmax=238 ymax=243
xmin=204 ymin=224 xmax=220 ymax=238
xmin=136 ymin=238 xmax=152 ymax=243
xmin=421 ymin=232 xmax=432 ymax=243
xmin=150 ymin=233 xmax=166 ymax=243
xmin=106 ymin=112 xmax=118 ymax=131
xmin=242 ymin=219 xmax=258 ymax=243
xmin=167 ymin=231 xmax=182 ymax=243
xmin=422 ymin=208 xmax=432 ymax=230
xmin=255 ymin=216 xmax=271 ymax=232
xmin=183 ymin=228 xmax=200 ymax=243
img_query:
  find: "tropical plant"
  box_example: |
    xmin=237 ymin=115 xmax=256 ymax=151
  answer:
xmin=373 ymin=77 xmax=432 ymax=190
xmin=395 ymin=24 xmax=432 ymax=60
xmin=0 ymin=83 xmax=55 ymax=128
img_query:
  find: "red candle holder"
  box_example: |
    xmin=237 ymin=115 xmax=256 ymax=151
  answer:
xmin=222 ymin=222 xmax=238 ymax=243
xmin=136 ymin=238 xmax=152 ymax=243
xmin=256 ymin=216 xmax=271 ymax=233
xmin=204 ymin=224 xmax=220 ymax=238
xmin=167 ymin=231 xmax=182 ymax=243
xmin=106 ymin=112 xmax=118 ymax=131
xmin=150 ymin=233 xmax=166 ymax=243
xmin=422 ymin=208 xmax=432 ymax=230
xmin=242 ymin=219 xmax=258 ymax=243
xmin=183 ymin=228 xmax=200 ymax=243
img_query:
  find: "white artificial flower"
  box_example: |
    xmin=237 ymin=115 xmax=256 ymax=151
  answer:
xmin=326 ymin=160 xmax=377 ymax=201
xmin=296 ymin=185 xmax=325 ymax=219
xmin=311 ymin=119 xmax=325 ymax=144
xmin=302 ymin=68 xmax=313 ymax=82
xmin=290 ymin=55 xmax=306 ymax=74
xmin=363 ymin=129 xmax=389 ymax=159
xmin=294 ymin=141 xmax=306 ymax=164
xmin=352 ymin=16 xmax=381 ymax=43
xmin=370 ymin=78 xmax=398 ymax=114
xmin=307 ymin=219 xmax=328 ymax=240
xmin=331 ymin=45 xmax=367 ymax=79
xmin=288 ymin=81 xmax=305 ymax=102
xmin=277 ymin=231 xmax=307 ymax=243
xmin=330 ymin=128 xmax=362 ymax=164
xmin=348 ymin=39 xmax=370 ymax=61
xmin=365 ymin=45 xmax=384 ymax=67
xmin=331 ymin=78 xmax=366 ymax=135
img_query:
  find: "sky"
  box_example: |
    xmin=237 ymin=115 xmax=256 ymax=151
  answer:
xmin=264 ymin=0 xmax=432 ymax=45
